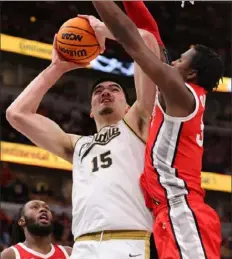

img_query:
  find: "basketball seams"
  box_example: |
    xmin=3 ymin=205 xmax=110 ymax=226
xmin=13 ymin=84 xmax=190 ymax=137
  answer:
xmin=56 ymin=39 xmax=99 ymax=47
xmin=60 ymin=26 xmax=95 ymax=37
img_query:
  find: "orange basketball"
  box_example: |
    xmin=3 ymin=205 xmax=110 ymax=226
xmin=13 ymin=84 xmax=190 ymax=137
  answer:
xmin=56 ymin=17 xmax=100 ymax=64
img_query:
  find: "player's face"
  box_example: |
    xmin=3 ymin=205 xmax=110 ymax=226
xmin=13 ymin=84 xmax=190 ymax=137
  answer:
xmin=19 ymin=200 xmax=53 ymax=236
xmin=171 ymin=48 xmax=197 ymax=82
xmin=90 ymin=81 xmax=128 ymax=119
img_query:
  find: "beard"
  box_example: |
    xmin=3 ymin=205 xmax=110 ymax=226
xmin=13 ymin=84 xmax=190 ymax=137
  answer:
xmin=25 ymin=216 xmax=54 ymax=237
xmin=99 ymin=107 xmax=114 ymax=116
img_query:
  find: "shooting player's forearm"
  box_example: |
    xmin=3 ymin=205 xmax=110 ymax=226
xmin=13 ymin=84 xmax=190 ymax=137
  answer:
xmin=7 ymin=64 xmax=63 ymax=116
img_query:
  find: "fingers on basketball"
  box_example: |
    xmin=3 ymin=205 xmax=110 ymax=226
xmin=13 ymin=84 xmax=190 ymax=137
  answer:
xmin=79 ymin=15 xmax=105 ymax=54
xmin=77 ymin=15 xmax=105 ymax=53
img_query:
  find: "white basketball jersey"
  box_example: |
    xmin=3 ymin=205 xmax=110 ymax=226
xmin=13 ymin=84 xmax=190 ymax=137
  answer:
xmin=72 ymin=120 xmax=153 ymax=239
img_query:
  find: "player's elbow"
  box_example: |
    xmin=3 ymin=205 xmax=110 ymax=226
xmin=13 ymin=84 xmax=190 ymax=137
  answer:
xmin=6 ymin=107 xmax=23 ymax=127
xmin=6 ymin=106 xmax=16 ymax=122
xmin=139 ymin=30 xmax=154 ymax=41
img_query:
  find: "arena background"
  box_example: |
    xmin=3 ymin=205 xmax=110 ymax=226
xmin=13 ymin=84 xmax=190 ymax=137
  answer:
xmin=0 ymin=1 xmax=231 ymax=258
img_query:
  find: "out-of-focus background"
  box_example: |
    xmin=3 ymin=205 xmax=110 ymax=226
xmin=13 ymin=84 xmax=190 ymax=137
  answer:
xmin=0 ymin=1 xmax=231 ymax=258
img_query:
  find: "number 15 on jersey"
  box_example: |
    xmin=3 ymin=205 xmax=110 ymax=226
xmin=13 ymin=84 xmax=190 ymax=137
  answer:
xmin=92 ymin=151 xmax=112 ymax=173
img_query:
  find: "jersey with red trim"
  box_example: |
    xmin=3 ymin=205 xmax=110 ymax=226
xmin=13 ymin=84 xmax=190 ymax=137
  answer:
xmin=11 ymin=243 xmax=69 ymax=259
xmin=141 ymin=83 xmax=206 ymax=206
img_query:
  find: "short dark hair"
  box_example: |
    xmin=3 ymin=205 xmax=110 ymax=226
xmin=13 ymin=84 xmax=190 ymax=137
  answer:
xmin=90 ymin=77 xmax=129 ymax=103
xmin=12 ymin=205 xmax=26 ymax=244
xmin=190 ymin=44 xmax=224 ymax=91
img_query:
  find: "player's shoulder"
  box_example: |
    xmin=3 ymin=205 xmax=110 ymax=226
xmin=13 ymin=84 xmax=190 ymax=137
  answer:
xmin=0 ymin=247 xmax=16 ymax=259
xmin=62 ymin=246 xmax=72 ymax=256
xmin=73 ymin=134 xmax=93 ymax=149
xmin=54 ymin=244 xmax=72 ymax=256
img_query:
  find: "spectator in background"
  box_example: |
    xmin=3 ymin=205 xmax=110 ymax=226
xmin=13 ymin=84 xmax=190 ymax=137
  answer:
xmin=0 ymin=209 xmax=12 ymax=251
xmin=203 ymin=135 xmax=229 ymax=173
xmin=221 ymin=236 xmax=232 ymax=259
xmin=0 ymin=162 xmax=14 ymax=202
xmin=0 ymin=200 xmax=72 ymax=258
xmin=9 ymin=178 xmax=29 ymax=204
xmin=51 ymin=211 xmax=65 ymax=244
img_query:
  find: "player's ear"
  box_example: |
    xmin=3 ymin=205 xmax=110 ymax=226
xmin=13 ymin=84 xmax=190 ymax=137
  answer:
xmin=186 ymin=69 xmax=197 ymax=81
xmin=18 ymin=217 xmax=26 ymax=227
xmin=125 ymin=105 xmax=130 ymax=114
xmin=90 ymin=109 xmax=94 ymax=118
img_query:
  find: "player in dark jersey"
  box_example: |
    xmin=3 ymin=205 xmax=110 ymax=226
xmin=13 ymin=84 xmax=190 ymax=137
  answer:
xmin=92 ymin=1 xmax=224 ymax=258
xmin=1 ymin=200 xmax=72 ymax=259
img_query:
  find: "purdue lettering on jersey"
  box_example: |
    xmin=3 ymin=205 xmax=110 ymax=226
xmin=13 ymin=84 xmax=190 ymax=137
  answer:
xmin=80 ymin=127 xmax=120 ymax=161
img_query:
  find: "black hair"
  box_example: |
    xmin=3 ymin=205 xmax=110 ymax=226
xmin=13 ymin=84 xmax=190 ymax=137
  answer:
xmin=191 ymin=44 xmax=224 ymax=92
xmin=11 ymin=205 xmax=26 ymax=244
xmin=90 ymin=76 xmax=129 ymax=103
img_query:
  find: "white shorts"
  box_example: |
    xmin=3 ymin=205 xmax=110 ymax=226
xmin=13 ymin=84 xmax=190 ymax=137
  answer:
xmin=70 ymin=230 xmax=157 ymax=259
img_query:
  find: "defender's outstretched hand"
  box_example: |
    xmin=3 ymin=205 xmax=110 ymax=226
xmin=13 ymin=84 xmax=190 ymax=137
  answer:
xmin=78 ymin=15 xmax=106 ymax=54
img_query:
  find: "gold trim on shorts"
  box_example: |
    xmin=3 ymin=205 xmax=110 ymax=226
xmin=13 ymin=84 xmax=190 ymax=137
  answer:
xmin=75 ymin=230 xmax=151 ymax=259
xmin=145 ymin=234 xmax=150 ymax=259
xmin=75 ymin=230 xmax=150 ymax=241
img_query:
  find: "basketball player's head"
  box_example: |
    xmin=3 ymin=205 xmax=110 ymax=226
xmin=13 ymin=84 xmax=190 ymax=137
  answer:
xmin=171 ymin=44 xmax=224 ymax=92
xmin=90 ymin=77 xmax=130 ymax=122
xmin=12 ymin=200 xmax=53 ymax=244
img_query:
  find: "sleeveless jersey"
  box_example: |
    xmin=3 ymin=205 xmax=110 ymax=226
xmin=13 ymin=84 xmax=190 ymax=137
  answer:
xmin=141 ymin=83 xmax=206 ymax=206
xmin=72 ymin=120 xmax=153 ymax=239
xmin=11 ymin=243 xmax=69 ymax=259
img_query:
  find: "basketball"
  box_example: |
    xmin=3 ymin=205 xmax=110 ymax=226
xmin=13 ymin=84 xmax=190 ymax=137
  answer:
xmin=56 ymin=17 xmax=100 ymax=64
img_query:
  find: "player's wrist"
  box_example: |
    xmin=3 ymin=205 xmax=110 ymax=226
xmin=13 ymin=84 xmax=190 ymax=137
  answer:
xmin=42 ymin=64 xmax=65 ymax=86
xmin=101 ymin=24 xmax=115 ymax=40
xmin=48 ymin=63 xmax=66 ymax=75
xmin=96 ymin=22 xmax=108 ymax=37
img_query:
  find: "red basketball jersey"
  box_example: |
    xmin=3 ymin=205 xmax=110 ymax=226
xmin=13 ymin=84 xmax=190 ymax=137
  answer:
xmin=11 ymin=243 xmax=69 ymax=259
xmin=141 ymin=83 xmax=206 ymax=207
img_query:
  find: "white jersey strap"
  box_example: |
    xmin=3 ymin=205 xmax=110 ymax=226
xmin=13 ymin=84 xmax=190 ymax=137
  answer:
xmin=58 ymin=245 xmax=70 ymax=259
xmin=11 ymin=247 xmax=21 ymax=259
